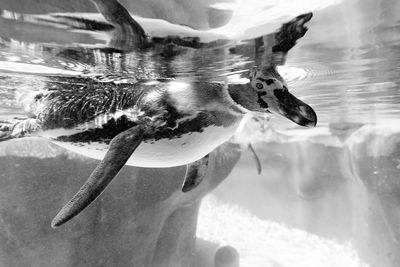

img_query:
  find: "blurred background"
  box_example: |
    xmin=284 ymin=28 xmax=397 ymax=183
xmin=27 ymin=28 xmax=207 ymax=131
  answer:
xmin=1 ymin=0 xmax=400 ymax=266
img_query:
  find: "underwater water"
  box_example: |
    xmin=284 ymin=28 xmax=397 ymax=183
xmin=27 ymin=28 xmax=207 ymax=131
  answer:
xmin=0 ymin=0 xmax=400 ymax=266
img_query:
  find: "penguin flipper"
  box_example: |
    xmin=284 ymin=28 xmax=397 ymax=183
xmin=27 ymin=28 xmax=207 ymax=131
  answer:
xmin=182 ymin=155 xmax=210 ymax=192
xmin=254 ymin=12 xmax=313 ymax=67
xmin=51 ymin=125 xmax=145 ymax=228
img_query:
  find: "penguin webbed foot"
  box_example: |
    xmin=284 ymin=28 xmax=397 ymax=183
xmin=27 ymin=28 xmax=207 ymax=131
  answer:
xmin=182 ymin=155 xmax=210 ymax=192
xmin=273 ymin=12 xmax=313 ymax=54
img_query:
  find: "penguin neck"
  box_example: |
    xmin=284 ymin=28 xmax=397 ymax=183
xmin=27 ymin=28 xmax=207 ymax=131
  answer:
xmin=227 ymin=83 xmax=262 ymax=112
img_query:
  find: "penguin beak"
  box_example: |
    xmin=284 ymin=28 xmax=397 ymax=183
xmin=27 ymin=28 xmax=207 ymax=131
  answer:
xmin=267 ymin=90 xmax=317 ymax=127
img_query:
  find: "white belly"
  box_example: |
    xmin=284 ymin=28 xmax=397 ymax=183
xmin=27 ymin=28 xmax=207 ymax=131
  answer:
xmin=50 ymin=121 xmax=242 ymax=167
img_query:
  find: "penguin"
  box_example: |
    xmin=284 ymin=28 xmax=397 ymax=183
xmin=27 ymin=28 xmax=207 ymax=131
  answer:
xmin=0 ymin=1 xmax=315 ymax=227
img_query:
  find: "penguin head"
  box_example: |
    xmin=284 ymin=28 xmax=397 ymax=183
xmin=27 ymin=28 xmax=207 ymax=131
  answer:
xmin=250 ymin=67 xmax=317 ymax=127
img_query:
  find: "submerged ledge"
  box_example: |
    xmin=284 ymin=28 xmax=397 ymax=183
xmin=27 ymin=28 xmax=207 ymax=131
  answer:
xmin=198 ymin=195 xmax=369 ymax=267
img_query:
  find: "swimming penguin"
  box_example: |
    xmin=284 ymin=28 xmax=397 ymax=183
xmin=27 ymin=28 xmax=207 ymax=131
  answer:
xmin=0 ymin=3 xmax=316 ymax=228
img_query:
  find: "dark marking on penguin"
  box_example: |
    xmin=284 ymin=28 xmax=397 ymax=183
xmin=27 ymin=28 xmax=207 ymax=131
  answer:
xmin=256 ymin=91 xmax=268 ymax=109
xmin=57 ymin=115 xmax=137 ymax=144
xmin=34 ymin=93 xmax=44 ymax=101
xmin=146 ymin=112 xmax=218 ymax=141
xmin=273 ymin=89 xmax=287 ymax=102
xmin=257 ymin=77 xmax=274 ymax=85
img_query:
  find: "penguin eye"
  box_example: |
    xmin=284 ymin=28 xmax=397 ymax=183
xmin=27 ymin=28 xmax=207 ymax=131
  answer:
xmin=256 ymin=83 xmax=264 ymax=90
